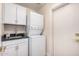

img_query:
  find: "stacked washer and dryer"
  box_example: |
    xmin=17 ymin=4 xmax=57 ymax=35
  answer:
xmin=27 ymin=11 xmax=46 ymax=56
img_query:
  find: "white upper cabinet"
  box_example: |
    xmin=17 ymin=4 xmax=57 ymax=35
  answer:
xmin=17 ymin=5 xmax=26 ymax=25
xmin=0 ymin=3 xmax=2 ymax=19
xmin=3 ymin=3 xmax=17 ymax=24
xmin=3 ymin=3 xmax=27 ymax=25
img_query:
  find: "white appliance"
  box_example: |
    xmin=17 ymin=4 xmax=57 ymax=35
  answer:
xmin=27 ymin=11 xmax=46 ymax=56
xmin=29 ymin=35 xmax=45 ymax=56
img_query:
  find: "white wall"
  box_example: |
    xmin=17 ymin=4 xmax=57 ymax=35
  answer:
xmin=4 ymin=25 xmax=26 ymax=34
xmin=38 ymin=4 xmax=54 ymax=56
xmin=39 ymin=3 xmax=79 ymax=56
xmin=39 ymin=3 xmax=64 ymax=56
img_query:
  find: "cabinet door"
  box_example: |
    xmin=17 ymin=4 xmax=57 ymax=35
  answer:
xmin=0 ymin=47 xmax=2 ymax=56
xmin=3 ymin=3 xmax=16 ymax=24
xmin=0 ymin=5 xmax=2 ymax=47
xmin=2 ymin=45 xmax=17 ymax=56
xmin=17 ymin=5 xmax=26 ymax=25
xmin=18 ymin=41 xmax=28 ymax=56
xmin=0 ymin=3 xmax=2 ymax=19
xmin=0 ymin=52 xmax=2 ymax=56
xmin=0 ymin=19 xmax=2 ymax=47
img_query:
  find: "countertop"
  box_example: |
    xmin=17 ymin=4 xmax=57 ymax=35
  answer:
xmin=2 ymin=36 xmax=29 ymax=42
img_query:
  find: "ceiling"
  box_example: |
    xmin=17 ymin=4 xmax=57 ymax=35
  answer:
xmin=17 ymin=3 xmax=46 ymax=11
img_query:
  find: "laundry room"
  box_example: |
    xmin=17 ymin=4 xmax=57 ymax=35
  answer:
xmin=0 ymin=2 xmax=79 ymax=57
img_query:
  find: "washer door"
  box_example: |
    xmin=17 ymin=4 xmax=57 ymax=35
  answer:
xmin=29 ymin=35 xmax=46 ymax=56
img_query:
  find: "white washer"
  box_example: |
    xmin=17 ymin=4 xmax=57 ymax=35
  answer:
xmin=29 ymin=35 xmax=46 ymax=56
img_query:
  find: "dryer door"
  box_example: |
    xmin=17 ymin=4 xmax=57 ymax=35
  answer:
xmin=27 ymin=11 xmax=44 ymax=36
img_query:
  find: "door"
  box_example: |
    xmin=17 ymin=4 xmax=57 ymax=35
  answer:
xmin=3 ymin=3 xmax=16 ymax=24
xmin=29 ymin=35 xmax=45 ymax=56
xmin=17 ymin=5 xmax=26 ymax=25
xmin=2 ymin=45 xmax=17 ymax=56
xmin=53 ymin=4 xmax=79 ymax=56
xmin=18 ymin=39 xmax=28 ymax=56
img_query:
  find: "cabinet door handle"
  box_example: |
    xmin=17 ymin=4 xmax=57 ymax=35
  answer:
xmin=3 ymin=46 xmax=6 ymax=52
xmin=16 ymin=46 xmax=18 ymax=50
xmin=4 ymin=46 xmax=6 ymax=51
xmin=0 ymin=47 xmax=2 ymax=52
